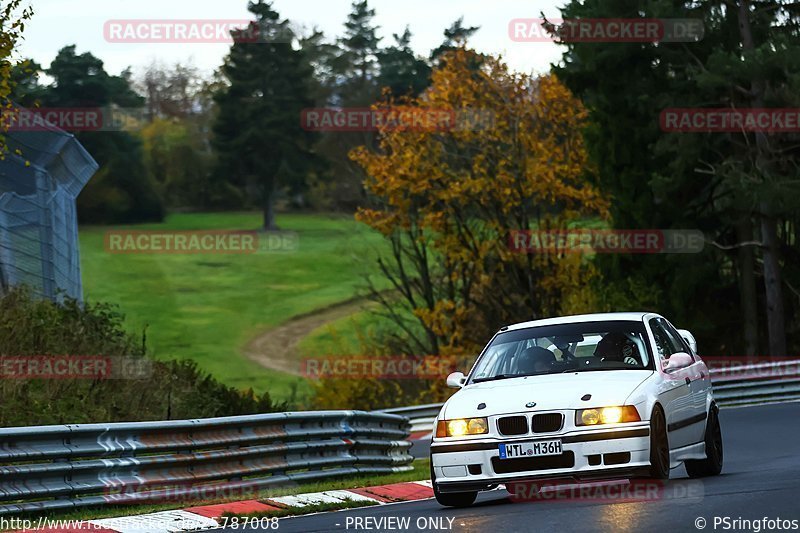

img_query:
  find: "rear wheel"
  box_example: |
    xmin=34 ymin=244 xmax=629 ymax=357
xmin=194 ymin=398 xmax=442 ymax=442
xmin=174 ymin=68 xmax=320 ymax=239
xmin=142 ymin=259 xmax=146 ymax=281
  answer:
xmin=685 ymin=406 xmax=723 ymax=478
xmin=431 ymin=462 xmax=478 ymax=507
xmin=648 ymin=406 xmax=670 ymax=479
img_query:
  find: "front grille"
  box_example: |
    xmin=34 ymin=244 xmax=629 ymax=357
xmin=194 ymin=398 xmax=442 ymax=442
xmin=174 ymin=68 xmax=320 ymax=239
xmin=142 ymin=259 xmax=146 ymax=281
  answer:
xmin=491 ymin=451 xmax=575 ymax=474
xmin=497 ymin=416 xmax=528 ymax=436
xmin=531 ymin=413 xmax=564 ymax=433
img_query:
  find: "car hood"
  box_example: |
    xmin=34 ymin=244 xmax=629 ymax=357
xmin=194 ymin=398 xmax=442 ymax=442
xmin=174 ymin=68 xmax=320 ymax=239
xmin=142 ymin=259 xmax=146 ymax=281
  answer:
xmin=442 ymin=370 xmax=654 ymax=419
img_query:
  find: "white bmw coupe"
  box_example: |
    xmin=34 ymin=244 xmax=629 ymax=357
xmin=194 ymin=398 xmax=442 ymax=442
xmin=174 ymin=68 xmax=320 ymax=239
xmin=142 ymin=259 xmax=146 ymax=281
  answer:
xmin=430 ymin=312 xmax=723 ymax=507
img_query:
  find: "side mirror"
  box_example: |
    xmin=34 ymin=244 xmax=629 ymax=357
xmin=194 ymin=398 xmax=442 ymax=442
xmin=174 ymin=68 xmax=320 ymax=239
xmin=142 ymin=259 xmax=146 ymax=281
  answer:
xmin=446 ymin=371 xmax=466 ymax=388
xmin=662 ymin=352 xmax=693 ymax=373
xmin=676 ymin=329 xmax=697 ymax=354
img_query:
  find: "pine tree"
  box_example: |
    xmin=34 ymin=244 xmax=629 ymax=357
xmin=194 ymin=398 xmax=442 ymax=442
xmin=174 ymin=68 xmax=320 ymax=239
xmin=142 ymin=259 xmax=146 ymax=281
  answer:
xmin=430 ymin=17 xmax=480 ymax=63
xmin=377 ymin=27 xmax=431 ymax=97
xmin=334 ymin=0 xmax=382 ymax=102
xmin=212 ymin=0 xmax=318 ymax=230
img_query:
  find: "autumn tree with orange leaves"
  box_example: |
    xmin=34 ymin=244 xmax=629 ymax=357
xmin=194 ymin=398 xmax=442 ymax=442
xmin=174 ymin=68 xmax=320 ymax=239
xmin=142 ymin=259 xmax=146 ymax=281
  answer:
xmin=352 ymin=48 xmax=609 ymax=360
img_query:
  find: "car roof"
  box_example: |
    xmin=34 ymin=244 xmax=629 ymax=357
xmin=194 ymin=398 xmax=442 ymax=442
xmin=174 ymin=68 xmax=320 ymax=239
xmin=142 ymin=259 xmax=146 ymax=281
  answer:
xmin=504 ymin=312 xmax=655 ymax=331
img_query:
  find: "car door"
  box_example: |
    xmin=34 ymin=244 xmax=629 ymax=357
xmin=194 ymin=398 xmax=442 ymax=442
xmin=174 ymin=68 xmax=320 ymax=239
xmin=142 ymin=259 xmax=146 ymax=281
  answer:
xmin=647 ymin=317 xmax=695 ymax=450
xmin=660 ymin=318 xmax=709 ymax=444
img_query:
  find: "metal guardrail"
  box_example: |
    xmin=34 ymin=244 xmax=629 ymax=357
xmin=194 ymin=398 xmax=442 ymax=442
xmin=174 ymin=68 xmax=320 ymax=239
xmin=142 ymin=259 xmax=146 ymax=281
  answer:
xmin=381 ymin=403 xmax=444 ymax=420
xmin=709 ymin=360 xmax=800 ymax=405
xmin=0 ymin=410 xmax=413 ymax=516
xmin=385 ymin=361 xmax=800 ymax=434
xmin=380 ymin=404 xmax=442 ymax=434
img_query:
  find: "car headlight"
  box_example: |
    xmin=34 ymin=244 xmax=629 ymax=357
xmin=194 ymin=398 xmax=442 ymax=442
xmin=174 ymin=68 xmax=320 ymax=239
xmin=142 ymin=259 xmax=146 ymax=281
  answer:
xmin=436 ymin=417 xmax=489 ymax=437
xmin=576 ymin=406 xmax=640 ymax=426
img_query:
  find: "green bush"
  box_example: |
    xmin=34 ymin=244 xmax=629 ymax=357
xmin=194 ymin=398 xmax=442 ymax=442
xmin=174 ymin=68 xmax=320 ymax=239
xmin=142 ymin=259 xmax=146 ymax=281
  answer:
xmin=0 ymin=286 xmax=287 ymax=426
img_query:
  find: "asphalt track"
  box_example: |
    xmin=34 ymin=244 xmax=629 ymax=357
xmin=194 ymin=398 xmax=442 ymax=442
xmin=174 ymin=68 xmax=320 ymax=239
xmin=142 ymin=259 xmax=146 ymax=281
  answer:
xmin=224 ymin=402 xmax=800 ymax=533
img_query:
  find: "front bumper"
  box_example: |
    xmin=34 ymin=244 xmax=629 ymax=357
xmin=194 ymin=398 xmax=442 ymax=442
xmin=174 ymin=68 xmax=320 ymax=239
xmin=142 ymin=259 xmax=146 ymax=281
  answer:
xmin=431 ymin=424 xmax=651 ymax=493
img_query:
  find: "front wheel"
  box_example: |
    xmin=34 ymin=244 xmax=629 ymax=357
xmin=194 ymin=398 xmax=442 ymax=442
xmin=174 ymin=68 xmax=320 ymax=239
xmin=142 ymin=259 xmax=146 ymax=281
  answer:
xmin=648 ymin=406 xmax=670 ymax=479
xmin=431 ymin=462 xmax=478 ymax=507
xmin=685 ymin=406 xmax=723 ymax=478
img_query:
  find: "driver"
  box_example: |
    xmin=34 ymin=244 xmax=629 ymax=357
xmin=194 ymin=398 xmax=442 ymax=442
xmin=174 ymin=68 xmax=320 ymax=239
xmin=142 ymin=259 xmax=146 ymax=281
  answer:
xmin=594 ymin=332 xmax=641 ymax=366
xmin=517 ymin=346 xmax=556 ymax=374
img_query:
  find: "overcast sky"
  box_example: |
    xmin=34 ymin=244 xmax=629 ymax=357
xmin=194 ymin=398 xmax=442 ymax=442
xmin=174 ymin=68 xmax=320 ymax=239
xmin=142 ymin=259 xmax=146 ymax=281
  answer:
xmin=17 ymin=0 xmax=566 ymax=80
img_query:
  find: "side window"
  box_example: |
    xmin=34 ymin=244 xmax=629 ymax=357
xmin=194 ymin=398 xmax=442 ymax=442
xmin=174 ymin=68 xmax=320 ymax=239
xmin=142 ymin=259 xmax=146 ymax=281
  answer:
xmin=658 ymin=319 xmax=694 ymax=360
xmin=649 ymin=318 xmax=673 ymax=361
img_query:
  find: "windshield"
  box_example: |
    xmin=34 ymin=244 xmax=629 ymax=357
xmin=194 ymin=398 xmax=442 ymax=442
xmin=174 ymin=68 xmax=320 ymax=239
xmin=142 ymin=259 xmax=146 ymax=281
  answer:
xmin=469 ymin=320 xmax=653 ymax=383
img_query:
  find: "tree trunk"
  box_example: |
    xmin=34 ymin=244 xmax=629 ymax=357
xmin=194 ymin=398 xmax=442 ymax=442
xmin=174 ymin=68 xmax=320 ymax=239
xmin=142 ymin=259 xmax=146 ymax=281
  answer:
xmin=760 ymin=206 xmax=787 ymax=356
xmin=263 ymin=180 xmax=278 ymax=231
xmin=736 ymin=217 xmax=758 ymax=355
xmin=736 ymin=0 xmax=787 ymax=357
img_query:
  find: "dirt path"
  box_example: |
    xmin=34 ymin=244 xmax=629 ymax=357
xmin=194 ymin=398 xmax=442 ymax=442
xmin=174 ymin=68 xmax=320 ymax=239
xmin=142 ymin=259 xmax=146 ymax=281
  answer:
xmin=243 ymin=297 xmax=371 ymax=376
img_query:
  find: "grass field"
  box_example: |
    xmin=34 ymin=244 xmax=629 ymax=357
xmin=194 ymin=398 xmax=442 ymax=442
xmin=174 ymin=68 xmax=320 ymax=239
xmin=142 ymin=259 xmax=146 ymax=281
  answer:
xmin=79 ymin=212 xmax=388 ymax=402
xmin=296 ymin=309 xmax=382 ymax=358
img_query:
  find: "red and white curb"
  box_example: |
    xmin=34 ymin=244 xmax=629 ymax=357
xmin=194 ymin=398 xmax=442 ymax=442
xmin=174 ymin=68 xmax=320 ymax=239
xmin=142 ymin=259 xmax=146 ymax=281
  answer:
xmin=29 ymin=481 xmax=435 ymax=532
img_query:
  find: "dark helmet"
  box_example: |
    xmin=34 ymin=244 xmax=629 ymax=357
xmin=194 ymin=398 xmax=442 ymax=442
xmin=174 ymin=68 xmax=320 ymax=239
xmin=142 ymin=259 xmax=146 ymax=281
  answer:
xmin=517 ymin=346 xmax=556 ymax=374
xmin=594 ymin=332 xmax=640 ymax=364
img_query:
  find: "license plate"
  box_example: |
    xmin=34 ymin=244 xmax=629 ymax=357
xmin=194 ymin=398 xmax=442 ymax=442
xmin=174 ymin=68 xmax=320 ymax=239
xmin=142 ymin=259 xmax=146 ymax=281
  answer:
xmin=499 ymin=439 xmax=562 ymax=459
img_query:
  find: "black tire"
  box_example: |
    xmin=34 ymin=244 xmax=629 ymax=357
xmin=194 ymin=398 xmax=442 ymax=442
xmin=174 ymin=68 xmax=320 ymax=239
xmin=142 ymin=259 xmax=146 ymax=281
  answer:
xmin=685 ymin=406 xmax=723 ymax=478
xmin=648 ymin=406 xmax=670 ymax=479
xmin=430 ymin=462 xmax=478 ymax=507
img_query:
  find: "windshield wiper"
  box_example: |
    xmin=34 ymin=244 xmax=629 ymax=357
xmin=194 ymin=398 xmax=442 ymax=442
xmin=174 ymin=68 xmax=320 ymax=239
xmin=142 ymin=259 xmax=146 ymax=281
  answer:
xmin=472 ymin=373 xmax=526 ymax=383
xmin=561 ymin=366 xmax=634 ymax=373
